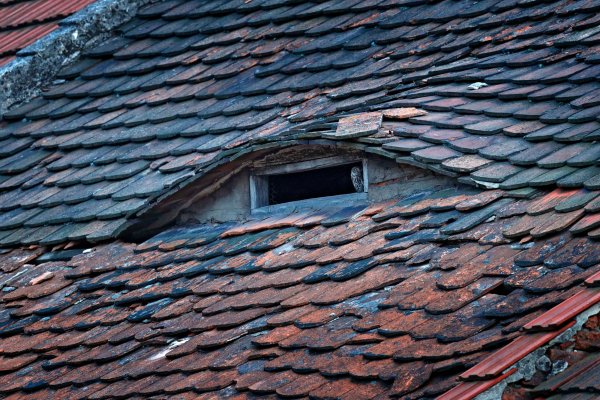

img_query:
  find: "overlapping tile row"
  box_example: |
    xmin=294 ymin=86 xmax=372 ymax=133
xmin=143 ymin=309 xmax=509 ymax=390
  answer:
xmin=0 ymin=189 xmax=599 ymax=399
xmin=0 ymin=0 xmax=96 ymax=65
xmin=2 ymin=0 xmax=600 ymax=246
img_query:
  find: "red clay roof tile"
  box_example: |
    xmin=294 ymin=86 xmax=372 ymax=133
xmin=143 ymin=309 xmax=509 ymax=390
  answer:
xmin=437 ymin=368 xmax=517 ymax=400
xmin=523 ymin=287 xmax=600 ymax=331
xmin=585 ymin=271 xmax=600 ymax=287
xmin=460 ymin=321 xmax=577 ymax=381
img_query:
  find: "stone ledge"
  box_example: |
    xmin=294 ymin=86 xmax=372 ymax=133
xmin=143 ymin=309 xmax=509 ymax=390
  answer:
xmin=0 ymin=0 xmax=155 ymax=117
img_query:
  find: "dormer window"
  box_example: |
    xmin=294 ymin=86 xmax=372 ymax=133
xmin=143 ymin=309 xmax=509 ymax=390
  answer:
xmin=141 ymin=145 xmax=459 ymax=231
xmin=250 ymin=157 xmax=368 ymax=210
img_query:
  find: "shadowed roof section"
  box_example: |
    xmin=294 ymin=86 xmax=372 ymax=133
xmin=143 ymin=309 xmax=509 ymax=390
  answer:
xmin=1 ymin=0 xmax=600 ymax=245
xmin=0 ymin=0 xmax=96 ymax=66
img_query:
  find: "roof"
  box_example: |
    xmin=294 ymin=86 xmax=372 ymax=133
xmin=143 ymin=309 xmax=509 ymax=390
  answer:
xmin=0 ymin=0 xmax=600 ymax=398
xmin=0 ymin=0 xmax=96 ymax=66
xmin=1 ymin=0 xmax=600 ymax=245
xmin=0 ymin=190 xmax=598 ymax=399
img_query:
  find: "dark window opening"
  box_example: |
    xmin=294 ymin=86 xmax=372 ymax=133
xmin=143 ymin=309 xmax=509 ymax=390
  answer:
xmin=267 ymin=162 xmax=364 ymax=205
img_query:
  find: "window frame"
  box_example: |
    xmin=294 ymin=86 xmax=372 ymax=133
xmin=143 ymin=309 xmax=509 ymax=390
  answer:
xmin=249 ymin=155 xmax=368 ymax=211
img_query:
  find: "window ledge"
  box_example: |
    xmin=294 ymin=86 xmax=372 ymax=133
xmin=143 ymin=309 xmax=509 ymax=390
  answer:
xmin=250 ymin=192 xmax=368 ymax=217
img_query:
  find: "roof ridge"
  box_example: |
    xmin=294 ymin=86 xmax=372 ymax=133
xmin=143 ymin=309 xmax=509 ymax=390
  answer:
xmin=0 ymin=0 xmax=151 ymax=115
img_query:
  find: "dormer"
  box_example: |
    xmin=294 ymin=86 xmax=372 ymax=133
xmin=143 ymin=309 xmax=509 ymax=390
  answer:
xmin=120 ymin=109 xmax=465 ymax=240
